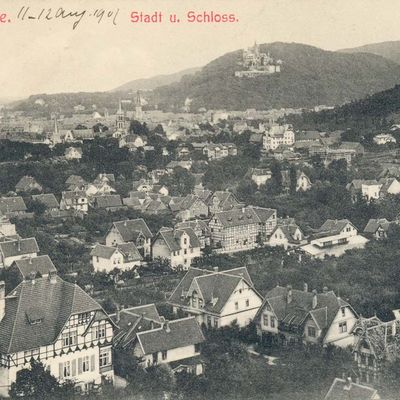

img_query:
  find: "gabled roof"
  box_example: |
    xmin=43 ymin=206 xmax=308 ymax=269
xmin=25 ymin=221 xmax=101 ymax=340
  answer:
xmin=324 ymin=378 xmax=379 ymax=400
xmin=175 ymin=219 xmax=211 ymax=235
xmin=65 ymin=175 xmax=86 ymax=185
xmin=15 ymin=176 xmax=42 ymax=192
xmin=0 ymin=276 xmax=104 ymax=353
xmin=212 ymin=206 xmax=275 ymax=228
xmin=0 ymin=197 xmax=27 ymax=214
xmin=209 ymin=191 xmax=239 ymax=207
xmin=313 ymin=219 xmax=355 ymax=239
xmin=272 ymin=223 xmax=303 ymax=243
xmin=363 ymin=218 xmax=393 ymax=234
xmin=93 ymin=194 xmax=123 ymax=208
xmin=0 ymin=238 xmax=39 ymax=258
xmin=378 ymin=177 xmax=399 ymax=194
xmin=62 ymin=190 xmax=87 ymax=200
xmin=260 ymin=286 xmax=354 ymax=335
xmin=112 ymin=219 xmax=153 ymax=241
xmin=136 ymin=317 xmax=205 ymax=355
xmin=32 ymin=194 xmax=59 ymax=209
xmin=169 ymin=267 xmax=258 ymax=314
xmin=12 ymin=255 xmax=57 ymax=279
xmin=155 ymin=228 xmax=201 ymax=252
xmin=91 ymin=243 xmax=142 ymax=262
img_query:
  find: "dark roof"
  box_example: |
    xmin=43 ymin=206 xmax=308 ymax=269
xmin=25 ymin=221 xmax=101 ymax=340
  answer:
xmin=213 ymin=206 xmax=275 ymax=228
xmin=112 ymin=219 xmax=153 ymax=241
xmin=93 ymin=194 xmax=123 ymax=208
xmin=0 ymin=276 xmax=104 ymax=353
xmin=32 ymin=194 xmax=59 ymax=209
xmin=169 ymin=267 xmax=259 ymax=314
xmin=0 ymin=238 xmax=39 ymax=258
xmin=363 ymin=218 xmax=393 ymax=234
xmin=155 ymin=228 xmax=201 ymax=252
xmin=91 ymin=243 xmax=142 ymax=262
xmin=324 ymin=378 xmax=378 ymax=400
xmin=15 ymin=176 xmax=42 ymax=192
xmin=12 ymin=255 xmax=57 ymax=279
xmin=0 ymin=197 xmax=27 ymax=214
xmin=65 ymin=175 xmax=86 ymax=185
xmin=313 ymin=219 xmax=355 ymax=239
xmin=261 ymin=286 xmax=354 ymax=335
xmin=136 ymin=317 xmax=205 ymax=355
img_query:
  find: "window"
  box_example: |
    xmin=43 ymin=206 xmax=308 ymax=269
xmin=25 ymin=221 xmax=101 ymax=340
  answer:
xmin=184 ymin=249 xmax=187 ymax=255
xmin=245 ymin=299 xmax=250 ymax=307
xmin=94 ymin=324 xmax=106 ymax=339
xmin=152 ymin=352 xmax=158 ymax=364
xmin=214 ymin=319 xmax=219 ymax=328
xmin=184 ymin=238 xmax=187 ymax=245
xmin=195 ymin=343 xmax=201 ymax=353
xmin=339 ymin=321 xmax=347 ymax=333
xmin=82 ymin=356 xmax=90 ymax=372
xmin=24 ymin=348 xmax=39 ymax=361
xmin=235 ymin=302 xmax=239 ymax=311
xmin=207 ymin=316 xmax=212 ymax=327
xmin=263 ymin=314 xmax=269 ymax=326
xmin=62 ymin=330 xmax=77 ymax=347
xmin=63 ymin=361 xmax=71 ymax=378
xmin=270 ymin=316 xmax=276 ymax=328
xmin=308 ymin=326 xmax=316 ymax=337
xmin=341 ymin=308 xmax=346 ymax=317
xmin=78 ymin=312 xmax=91 ymax=325
xmin=99 ymin=349 xmax=111 ymax=367
xmin=162 ymin=350 xmax=168 ymax=360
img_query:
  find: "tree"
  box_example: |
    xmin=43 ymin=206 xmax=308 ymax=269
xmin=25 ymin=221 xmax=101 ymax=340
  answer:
xmin=10 ymin=360 xmax=74 ymax=399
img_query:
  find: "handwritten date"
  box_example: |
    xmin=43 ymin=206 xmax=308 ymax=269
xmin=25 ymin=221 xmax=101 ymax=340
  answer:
xmin=16 ymin=6 xmax=119 ymax=30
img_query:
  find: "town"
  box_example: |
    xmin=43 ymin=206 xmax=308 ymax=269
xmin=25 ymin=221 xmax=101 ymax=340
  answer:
xmin=0 ymin=78 xmax=400 ymax=400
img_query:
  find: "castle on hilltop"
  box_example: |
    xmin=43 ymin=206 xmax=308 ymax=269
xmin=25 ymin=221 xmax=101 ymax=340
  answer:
xmin=235 ymin=42 xmax=282 ymax=78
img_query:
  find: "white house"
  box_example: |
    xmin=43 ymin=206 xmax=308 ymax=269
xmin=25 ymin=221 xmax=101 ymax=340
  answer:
xmin=91 ymin=243 xmax=142 ymax=272
xmin=105 ymin=219 xmax=153 ymax=258
xmin=251 ymin=168 xmax=272 ymax=187
xmin=65 ymin=147 xmax=83 ymax=161
xmin=60 ymin=190 xmax=88 ymax=213
xmin=373 ymin=134 xmax=396 ymax=145
xmin=263 ymin=124 xmax=295 ymax=151
xmin=169 ymin=267 xmax=263 ymax=328
xmin=268 ymin=222 xmax=305 ymax=249
xmin=0 ymin=238 xmax=39 ymax=268
xmin=256 ymin=284 xmax=358 ymax=348
xmin=0 ymin=274 xmax=115 ymax=397
xmin=152 ymin=228 xmax=201 ymax=270
xmin=301 ymin=219 xmax=368 ymax=259
xmin=361 ymin=181 xmax=382 ymax=202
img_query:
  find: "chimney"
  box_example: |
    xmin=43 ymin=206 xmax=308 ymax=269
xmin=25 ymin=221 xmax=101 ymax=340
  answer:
xmin=303 ymin=283 xmax=308 ymax=292
xmin=164 ymin=321 xmax=171 ymax=333
xmin=213 ymin=266 xmax=219 ymax=272
xmin=287 ymin=285 xmax=293 ymax=304
xmin=312 ymin=290 xmax=318 ymax=309
xmin=323 ymin=286 xmax=328 ymax=294
xmin=344 ymin=376 xmax=352 ymax=392
xmin=0 ymin=281 xmax=5 ymax=321
xmin=29 ymin=271 xmax=36 ymax=284
xmin=17 ymin=238 xmax=21 ymax=252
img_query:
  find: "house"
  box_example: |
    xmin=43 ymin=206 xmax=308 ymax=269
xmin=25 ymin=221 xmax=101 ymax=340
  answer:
xmin=193 ymin=189 xmax=213 ymax=204
xmin=0 ymin=197 xmax=27 ymax=218
xmin=208 ymin=206 xmax=277 ymax=253
xmin=263 ymin=124 xmax=295 ymax=151
xmin=378 ymin=177 xmax=400 ymax=197
xmin=141 ymin=199 xmax=168 ymax=215
xmin=105 ymin=219 xmax=153 ymax=258
xmin=268 ymin=221 xmax=305 ymax=249
xmin=0 ymin=274 xmax=115 ymax=397
xmin=208 ymin=191 xmax=241 ymax=215
xmin=90 ymin=195 xmax=126 ymax=212
xmin=65 ymin=146 xmax=83 ymax=160
xmin=339 ymin=142 xmax=365 ymax=155
xmin=363 ymin=218 xmax=395 ymax=240
xmin=202 ymin=143 xmax=237 ymax=160
xmin=352 ymin=315 xmax=400 ymax=385
xmin=0 ymin=217 xmax=17 ymax=240
xmin=60 ymin=190 xmax=88 ymax=213
xmin=373 ymin=133 xmax=396 ymax=145
xmin=134 ymin=317 xmax=205 ymax=374
xmin=32 ymin=194 xmax=59 ymax=212
xmin=361 ymin=180 xmax=382 ymax=202
xmin=85 ymin=175 xmax=116 ymax=197
xmin=91 ymin=243 xmax=142 ymax=272
xmin=177 ymin=145 xmax=191 ymax=159
xmin=301 ymin=219 xmax=368 ymax=259
xmin=296 ymin=171 xmax=312 ymax=191
xmin=251 ymin=168 xmax=272 ymax=187
xmin=15 ymin=176 xmax=42 ymax=193
xmin=175 ymin=220 xmax=211 ymax=249
xmin=119 ymin=134 xmax=147 ymax=150
xmin=132 ymin=179 xmax=153 ymax=193
xmin=152 ymin=227 xmax=201 ymax=270
xmin=166 ymin=160 xmax=192 ymax=173
xmin=169 ymin=267 xmax=263 ymax=328
xmin=324 ymin=378 xmax=380 ymax=400
xmin=0 ymin=238 xmax=39 ymax=268
xmin=256 ymin=285 xmax=358 ymax=348
xmin=174 ymin=194 xmax=209 ymax=221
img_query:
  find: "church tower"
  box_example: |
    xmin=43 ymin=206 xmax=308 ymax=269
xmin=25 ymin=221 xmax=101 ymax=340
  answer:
xmin=116 ymin=101 xmax=126 ymax=131
xmin=52 ymin=115 xmax=62 ymax=145
xmin=135 ymin=91 xmax=144 ymax=120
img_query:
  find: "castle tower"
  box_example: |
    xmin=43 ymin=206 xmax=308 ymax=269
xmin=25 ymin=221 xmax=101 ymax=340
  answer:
xmin=135 ymin=91 xmax=144 ymax=121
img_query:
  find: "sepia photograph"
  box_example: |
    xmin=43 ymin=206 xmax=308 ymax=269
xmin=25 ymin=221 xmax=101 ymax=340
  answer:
xmin=1 ymin=0 xmax=400 ymax=398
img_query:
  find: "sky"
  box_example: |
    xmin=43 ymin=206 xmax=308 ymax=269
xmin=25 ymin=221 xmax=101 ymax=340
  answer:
xmin=3 ymin=0 xmax=400 ymax=98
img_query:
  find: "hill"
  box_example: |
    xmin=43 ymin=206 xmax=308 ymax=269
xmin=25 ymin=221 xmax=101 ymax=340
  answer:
xmin=339 ymin=41 xmax=400 ymax=65
xmin=111 ymin=66 xmax=201 ymax=92
xmin=153 ymin=42 xmax=400 ymax=111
